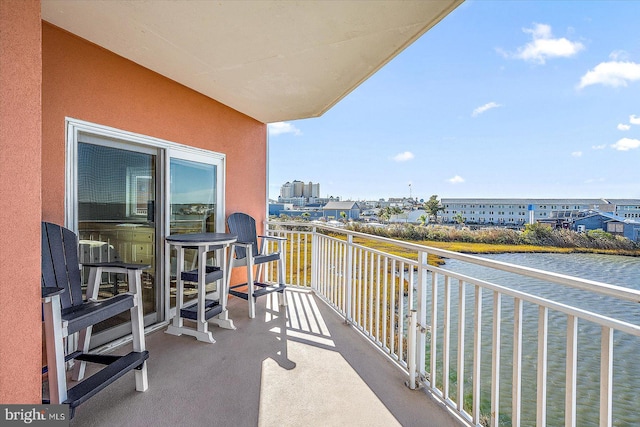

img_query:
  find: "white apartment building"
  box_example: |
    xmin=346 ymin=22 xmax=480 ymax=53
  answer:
xmin=439 ymin=198 xmax=640 ymax=225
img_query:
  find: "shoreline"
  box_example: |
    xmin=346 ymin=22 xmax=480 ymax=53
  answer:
xmin=353 ymin=237 xmax=640 ymax=267
xmin=418 ymin=240 xmax=640 ymax=257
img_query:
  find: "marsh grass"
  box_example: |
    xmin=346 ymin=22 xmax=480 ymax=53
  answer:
xmin=348 ymin=223 xmax=640 ymax=257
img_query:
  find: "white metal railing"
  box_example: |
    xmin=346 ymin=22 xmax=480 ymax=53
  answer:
xmin=265 ymin=221 xmax=640 ymax=427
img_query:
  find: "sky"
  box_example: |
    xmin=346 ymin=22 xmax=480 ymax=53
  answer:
xmin=267 ymin=1 xmax=640 ymax=202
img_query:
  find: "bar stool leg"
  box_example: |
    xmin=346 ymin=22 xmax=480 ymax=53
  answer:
xmin=277 ymin=241 xmax=287 ymax=307
xmin=72 ymin=266 xmax=102 ymax=381
xmin=247 ymin=244 xmax=256 ymax=319
xmin=128 ymin=269 xmax=148 ymax=391
xmin=43 ymin=294 xmax=67 ymax=404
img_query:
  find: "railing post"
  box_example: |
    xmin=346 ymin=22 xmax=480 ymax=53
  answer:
xmin=311 ymin=226 xmax=318 ymax=292
xmin=345 ymin=234 xmax=353 ymax=323
xmin=416 ymin=250 xmax=428 ymax=381
xmin=566 ymin=315 xmax=578 ymax=427
xmin=600 ymin=326 xmax=613 ymax=427
xmin=406 ymin=309 xmax=418 ymax=390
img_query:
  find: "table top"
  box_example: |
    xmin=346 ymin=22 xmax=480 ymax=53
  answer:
xmin=166 ymin=232 xmax=237 ymax=245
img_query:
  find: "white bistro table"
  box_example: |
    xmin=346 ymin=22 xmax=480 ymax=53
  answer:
xmin=165 ymin=232 xmax=237 ymax=343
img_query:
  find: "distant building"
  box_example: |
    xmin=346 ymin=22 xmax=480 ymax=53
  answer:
xmin=304 ymin=181 xmax=320 ymax=198
xmin=280 ymin=209 xmax=324 ymax=220
xmin=269 ymin=203 xmax=293 ymax=217
xmin=279 ymin=180 xmax=320 ymax=200
xmin=360 ymin=207 xmax=379 ymax=218
xmin=387 ymin=197 xmax=417 ymax=209
xmin=309 ymin=196 xmax=340 ymax=204
xmin=573 ymin=211 xmax=640 ymax=242
xmin=269 ymin=202 xmax=324 ymax=219
xmin=277 ymin=196 xmax=306 ymax=207
xmin=359 ymin=199 xmax=385 ymax=209
xmin=607 ymin=199 xmax=640 ymax=219
xmin=279 ymin=181 xmax=295 ymax=198
xmin=322 ymin=201 xmax=361 ymax=220
xmin=439 ymin=198 xmax=640 ymax=226
xmin=389 ymin=209 xmax=427 ymax=223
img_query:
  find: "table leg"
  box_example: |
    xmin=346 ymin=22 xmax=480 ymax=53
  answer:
xmin=166 ymin=246 xmax=186 ymax=337
xmin=174 ymin=246 xmax=185 ymax=329
xmin=190 ymin=246 xmax=214 ymax=342
xmin=210 ymin=244 xmax=236 ymax=330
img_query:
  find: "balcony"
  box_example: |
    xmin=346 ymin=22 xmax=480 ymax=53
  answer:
xmin=66 ymin=287 xmax=462 ymax=426
xmin=59 ymin=221 xmax=640 ymax=426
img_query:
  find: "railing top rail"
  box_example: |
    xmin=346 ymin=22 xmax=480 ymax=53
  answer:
xmin=267 ymin=221 xmax=640 ymax=304
xmin=311 ymin=231 xmax=420 ymax=265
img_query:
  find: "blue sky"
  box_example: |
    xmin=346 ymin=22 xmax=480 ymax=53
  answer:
xmin=267 ymin=1 xmax=640 ymax=202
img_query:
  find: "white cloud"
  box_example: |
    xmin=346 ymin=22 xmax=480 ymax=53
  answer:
xmin=610 ymin=50 xmax=630 ymax=61
xmin=585 ymin=177 xmax=605 ymax=184
xmin=578 ymin=61 xmax=640 ymax=89
xmin=447 ymin=175 xmax=465 ymax=184
xmin=472 ymin=102 xmax=502 ymax=117
xmin=618 ymin=123 xmax=631 ymax=131
xmin=393 ymin=151 xmax=415 ymax=162
xmin=510 ymin=23 xmax=584 ymax=64
xmin=268 ymin=121 xmax=301 ymax=136
xmin=630 ymin=115 xmax=640 ymax=125
xmin=611 ymin=138 xmax=640 ymax=151
xmin=592 ymin=144 xmax=607 ymax=150
xmin=571 ymin=151 xmax=582 ymax=157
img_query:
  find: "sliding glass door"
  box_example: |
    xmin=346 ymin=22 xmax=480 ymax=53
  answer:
xmin=76 ymin=138 xmax=160 ymax=346
xmin=67 ymin=120 xmax=225 ymax=347
xmin=166 ymin=151 xmax=224 ymax=316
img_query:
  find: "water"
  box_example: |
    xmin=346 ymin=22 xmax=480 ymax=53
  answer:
xmin=428 ymin=253 xmax=640 ymax=427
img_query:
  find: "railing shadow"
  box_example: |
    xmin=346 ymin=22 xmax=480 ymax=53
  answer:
xmin=257 ymin=287 xmax=462 ymax=427
xmin=65 ymin=287 xmax=461 ymax=427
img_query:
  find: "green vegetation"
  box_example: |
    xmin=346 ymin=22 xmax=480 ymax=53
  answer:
xmin=376 ymin=206 xmax=403 ymax=222
xmin=422 ymin=195 xmax=443 ymax=223
xmin=347 ymin=222 xmax=640 ymax=256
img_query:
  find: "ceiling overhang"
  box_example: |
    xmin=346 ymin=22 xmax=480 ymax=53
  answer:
xmin=42 ymin=0 xmax=462 ymax=123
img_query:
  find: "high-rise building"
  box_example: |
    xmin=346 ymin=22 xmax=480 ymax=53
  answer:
xmin=279 ymin=181 xmax=294 ymax=198
xmin=279 ymin=180 xmax=320 ymax=202
xmin=292 ymin=180 xmax=304 ymax=197
xmin=304 ymin=181 xmax=320 ymax=198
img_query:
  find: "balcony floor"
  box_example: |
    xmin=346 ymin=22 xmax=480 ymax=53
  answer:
xmin=67 ymin=288 xmax=463 ymax=426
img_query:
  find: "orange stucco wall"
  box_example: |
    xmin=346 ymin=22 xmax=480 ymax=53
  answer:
xmin=42 ymin=22 xmax=268 ymax=227
xmin=0 ymin=0 xmax=43 ymax=403
xmin=42 ymin=21 xmax=267 ymax=326
xmin=0 ymin=8 xmax=268 ymax=404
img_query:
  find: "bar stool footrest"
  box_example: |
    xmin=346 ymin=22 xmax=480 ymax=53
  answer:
xmin=229 ymin=282 xmax=286 ymax=299
xmin=180 ymin=299 xmax=223 ymax=321
xmin=64 ymin=351 xmax=149 ymax=414
xmin=181 ymin=266 xmax=223 ymax=284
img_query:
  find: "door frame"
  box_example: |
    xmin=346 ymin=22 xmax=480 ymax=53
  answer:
xmin=164 ymin=147 xmax=226 ymax=320
xmin=65 ymin=118 xmax=226 ymax=335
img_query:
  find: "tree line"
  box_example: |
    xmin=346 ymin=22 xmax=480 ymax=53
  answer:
xmin=347 ymin=222 xmax=639 ymax=251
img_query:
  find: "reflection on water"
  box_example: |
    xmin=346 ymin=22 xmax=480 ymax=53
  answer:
xmin=430 ymin=253 xmax=640 ymax=427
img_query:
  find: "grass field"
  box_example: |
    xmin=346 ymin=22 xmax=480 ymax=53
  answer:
xmin=351 ymin=236 xmax=640 ymax=267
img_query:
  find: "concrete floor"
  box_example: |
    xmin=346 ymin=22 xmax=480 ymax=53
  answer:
xmin=66 ymin=288 xmax=465 ymax=427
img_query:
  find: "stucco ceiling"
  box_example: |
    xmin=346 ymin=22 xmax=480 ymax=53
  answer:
xmin=42 ymin=0 xmax=462 ymax=123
